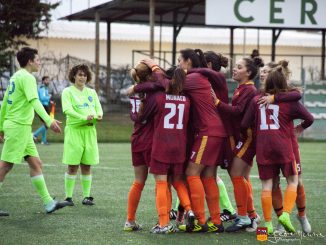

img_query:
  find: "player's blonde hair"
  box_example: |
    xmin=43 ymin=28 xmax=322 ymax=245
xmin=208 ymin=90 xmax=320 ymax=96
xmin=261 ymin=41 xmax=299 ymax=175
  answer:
xmin=264 ymin=66 xmax=289 ymax=94
xmin=130 ymin=63 xmax=152 ymax=84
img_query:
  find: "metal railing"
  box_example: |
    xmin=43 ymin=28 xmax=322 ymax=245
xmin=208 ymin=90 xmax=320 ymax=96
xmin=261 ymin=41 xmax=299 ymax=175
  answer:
xmin=132 ymin=50 xmax=326 ymax=82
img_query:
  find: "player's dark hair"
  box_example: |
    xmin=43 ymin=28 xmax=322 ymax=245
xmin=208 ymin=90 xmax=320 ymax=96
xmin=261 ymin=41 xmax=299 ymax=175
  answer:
xmin=204 ymin=51 xmax=228 ymax=72
xmin=68 ymin=64 xmax=92 ymax=84
xmin=165 ymin=66 xmax=177 ymax=79
xmin=242 ymin=56 xmax=264 ymax=80
xmin=16 ymin=47 xmax=38 ymax=67
xmin=42 ymin=76 xmax=49 ymax=82
xmin=166 ymin=67 xmax=186 ymax=95
xmin=264 ymin=66 xmax=289 ymax=94
xmin=250 ymin=49 xmax=260 ymax=59
xmin=180 ymin=48 xmax=207 ymax=68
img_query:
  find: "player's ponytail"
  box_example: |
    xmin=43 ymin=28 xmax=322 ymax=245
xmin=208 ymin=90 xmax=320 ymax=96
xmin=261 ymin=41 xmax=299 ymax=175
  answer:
xmin=277 ymin=59 xmax=291 ymax=81
xmin=166 ymin=67 xmax=186 ymax=95
xmin=264 ymin=65 xmax=289 ymax=94
xmin=242 ymin=57 xmax=264 ymax=80
xmin=130 ymin=63 xmax=152 ymax=84
xmin=130 ymin=68 xmax=140 ymax=84
xmin=194 ymin=49 xmax=208 ymax=68
xmin=180 ymin=48 xmax=207 ymax=68
xmin=204 ymin=51 xmax=228 ymax=72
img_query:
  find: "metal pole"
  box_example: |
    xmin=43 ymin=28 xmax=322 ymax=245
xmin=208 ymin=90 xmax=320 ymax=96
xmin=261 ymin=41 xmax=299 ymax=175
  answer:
xmin=230 ymin=27 xmax=234 ymax=78
xmin=164 ymin=51 xmax=166 ymax=70
xmin=106 ymin=21 xmax=111 ymax=102
xmin=321 ymin=30 xmax=325 ymax=80
xmin=159 ymin=15 xmax=162 ymax=67
xmin=272 ymin=29 xmax=276 ymax=61
xmin=132 ymin=51 xmax=135 ymax=71
xmin=95 ymin=11 xmax=100 ymax=94
xmin=10 ymin=53 xmax=15 ymax=76
xmin=172 ymin=10 xmax=177 ymax=66
xmin=257 ymin=29 xmax=260 ymax=50
xmin=149 ymin=0 xmax=155 ymax=59
xmin=301 ymin=55 xmax=306 ymax=139
xmin=243 ymin=28 xmax=246 ymax=56
xmin=301 ymin=55 xmax=305 ymax=104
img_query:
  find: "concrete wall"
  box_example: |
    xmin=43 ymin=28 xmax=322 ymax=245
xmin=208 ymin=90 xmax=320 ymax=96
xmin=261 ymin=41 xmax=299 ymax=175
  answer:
xmin=28 ymin=37 xmax=324 ymax=82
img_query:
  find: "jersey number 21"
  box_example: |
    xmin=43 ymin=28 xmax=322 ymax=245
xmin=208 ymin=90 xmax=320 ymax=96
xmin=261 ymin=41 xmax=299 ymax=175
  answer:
xmin=164 ymin=103 xmax=185 ymax=129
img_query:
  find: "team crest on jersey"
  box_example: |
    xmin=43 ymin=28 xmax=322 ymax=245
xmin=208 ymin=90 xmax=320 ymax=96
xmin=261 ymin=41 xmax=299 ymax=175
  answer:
xmin=88 ymin=96 xmax=93 ymax=102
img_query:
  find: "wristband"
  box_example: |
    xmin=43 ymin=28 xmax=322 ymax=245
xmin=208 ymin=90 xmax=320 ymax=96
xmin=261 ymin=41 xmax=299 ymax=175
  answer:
xmin=215 ymin=99 xmax=220 ymax=106
xmin=151 ymin=65 xmax=160 ymax=72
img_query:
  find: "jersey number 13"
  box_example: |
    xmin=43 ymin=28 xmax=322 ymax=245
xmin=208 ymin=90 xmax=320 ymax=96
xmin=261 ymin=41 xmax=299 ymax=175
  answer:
xmin=260 ymin=104 xmax=280 ymax=130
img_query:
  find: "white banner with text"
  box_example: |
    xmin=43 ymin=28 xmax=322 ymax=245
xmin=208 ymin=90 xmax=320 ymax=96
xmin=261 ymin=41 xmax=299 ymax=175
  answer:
xmin=206 ymin=0 xmax=326 ymax=29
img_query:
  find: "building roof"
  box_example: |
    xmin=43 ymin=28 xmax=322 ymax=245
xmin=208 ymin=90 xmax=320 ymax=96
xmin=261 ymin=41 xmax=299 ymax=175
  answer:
xmin=61 ymin=0 xmax=206 ymax=26
xmin=42 ymin=20 xmax=322 ymax=47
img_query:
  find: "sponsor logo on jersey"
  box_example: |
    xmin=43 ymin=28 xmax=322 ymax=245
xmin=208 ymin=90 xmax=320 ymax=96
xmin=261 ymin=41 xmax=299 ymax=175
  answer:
xmin=76 ymin=103 xmax=91 ymax=109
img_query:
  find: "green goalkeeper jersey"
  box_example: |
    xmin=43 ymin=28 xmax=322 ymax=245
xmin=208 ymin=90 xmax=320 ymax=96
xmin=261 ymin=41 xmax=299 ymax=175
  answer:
xmin=61 ymin=85 xmax=103 ymax=126
xmin=0 ymin=69 xmax=41 ymax=127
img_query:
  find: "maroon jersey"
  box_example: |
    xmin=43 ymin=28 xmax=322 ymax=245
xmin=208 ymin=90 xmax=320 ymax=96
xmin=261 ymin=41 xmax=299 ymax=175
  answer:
xmin=217 ymin=81 xmax=256 ymax=141
xmin=183 ymin=72 xmax=226 ymax=137
xmin=134 ymin=70 xmax=226 ymax=137
xmin=188 ymin=68 xmax=229 ymax=104
xmin=152 ymin=92 xmax=190 ymax=163
xmin=188 ymin=68 xmax=231 ymax=135
xmin=276 ymin=90 xmax=302 ymax=164
xmin=130 ymin=95 xmax=154 ymax=152
xmin=241 ymin=96 xmax=314 ymax=165
xmin=134 ymin=81 xmax=165 ymax=94
xmin=275 ymin=90 xmax=302 ymax=103
xmin=259 ymin=90 xmax=303 ymax=164
xmin=137 ymin=91 xmax=190 ymax=164
xmin=152 ymin=71 xmax=226 ymax=137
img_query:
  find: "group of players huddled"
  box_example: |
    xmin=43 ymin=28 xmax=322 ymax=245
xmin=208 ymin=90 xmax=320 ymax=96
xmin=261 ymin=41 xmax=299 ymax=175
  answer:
xmin=0 ymin=47 xmax=314 ymax=237
xmin=124 ymin=48 xmax=314 ymax=235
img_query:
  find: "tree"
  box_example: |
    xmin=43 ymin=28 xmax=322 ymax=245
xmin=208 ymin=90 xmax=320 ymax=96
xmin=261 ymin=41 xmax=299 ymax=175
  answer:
xmin=0 ymin=0 xmax=59 ymax=75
